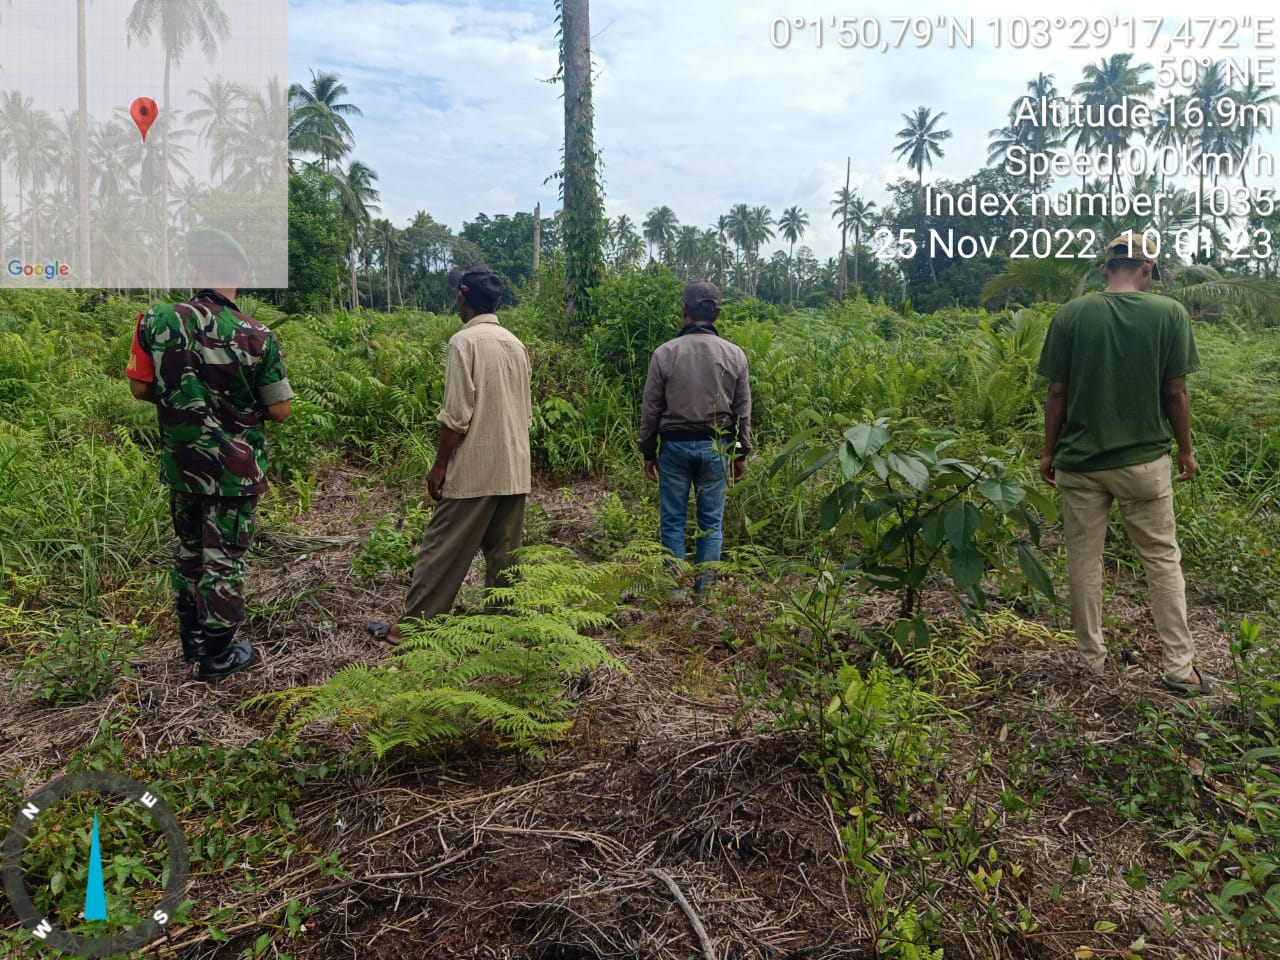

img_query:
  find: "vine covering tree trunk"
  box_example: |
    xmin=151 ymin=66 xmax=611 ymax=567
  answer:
xmin=561 ymin=0 xmax=605 ymax=330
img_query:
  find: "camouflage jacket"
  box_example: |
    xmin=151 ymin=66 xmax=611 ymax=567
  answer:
xmin=126 ymin=290 xmax=294 ymax=496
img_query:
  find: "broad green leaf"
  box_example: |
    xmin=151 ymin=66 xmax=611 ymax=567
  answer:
xmin=870 ymin=453 xmax=889 ymax=482
xmin=796 ymin=448 xmax=838 ymax=484
xmin=950 ymin=545 xmax=984 ymax=589
xmin=906 ymin=563 xmax=930 ymax=588
xmin=820 ymin=489 xmax=843 ymax=531
xmin=844 ymin=422 xmax=889 ymax=458
xmin=1123 ymin=864 xmax=1147 ymax=891
xmin=1023 ymin=489 xmax=1060 ymax=523
xmin=1017 ymin=505 xmax=1042 ymax=546
xmin=864 ymin=492 xmax=906 ymax=521
xmin=1221 ymin=878 xmax=1255 ymax=899
xmin=1093 ymin=920 xmax=1118 ymax=933
xmin=887 ymin=452 xmax=929 ymax=492
xmin=863 ymin=563 xmax=909 ymax=588
xmin=944 ymin=503 xmax=982 ymax=549
xmin=935 ymin=458 xmax=982 ymax=480
xmin=879 ymin=525 xmax=906 ymax=556
xmin=768 ymin=428 xmax=818 ymax=477
xmin=1242 ymin=746 xmax=1280 ymax=763
xmin=838 ymin=442 xmax=863 ymax=480
xmin=921 ymin=512 xmax=945 ymax=550
xmin=978 ymin=477 xmax=1025 ymax=512
xmin=1017 ymin=542 xmax=1057 ymax=601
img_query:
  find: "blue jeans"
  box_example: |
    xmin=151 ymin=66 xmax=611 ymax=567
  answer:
xmin=657 ymin=439 xmax=729 ymax=576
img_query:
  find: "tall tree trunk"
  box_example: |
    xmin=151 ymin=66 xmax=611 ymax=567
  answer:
xmin=0 ymin=158 xmax=6 ymax=264
xmin=77 ymin=0 xmax=91 ymax=283
xmin=17 ymin=173 xmax=25 ymax=263
xmin=161 ymin=51 xmax=171 ymax=289
xmin=561 ymin=0 xmax=604 ymax=327
xmin=921 ymin=172 xmax=937 ymax=284
xmin=532 ymin=202 xmax=541 ymax=293
xmin=788 ymin=239 xmax=794 ymax=305
xmin=838 ymin=157 xmax=849 ymax=304
xmin=349 ymin=236 xmax=358 ymax=308
xmin=852 ymin=224 xmax=860 ymax=290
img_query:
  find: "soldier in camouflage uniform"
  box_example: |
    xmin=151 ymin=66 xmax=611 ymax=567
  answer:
xmin=126 ymin=228 xmax=293 ymax=683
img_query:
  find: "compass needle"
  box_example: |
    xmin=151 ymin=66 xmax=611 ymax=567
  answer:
xmin=83 ymin=812 xmax=107 ymax=922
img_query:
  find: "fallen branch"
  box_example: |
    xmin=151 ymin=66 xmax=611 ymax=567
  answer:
xmin=646 ymin=866 xmax=716 ymax=960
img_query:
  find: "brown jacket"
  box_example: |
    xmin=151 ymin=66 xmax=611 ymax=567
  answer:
xmin=638 ymin=324 xmax=752 ymax=460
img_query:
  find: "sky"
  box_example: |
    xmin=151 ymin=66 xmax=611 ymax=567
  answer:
xmin=290 ymin=0 xmax=1271 ymax=261
xmin=0 ymin=2 xmax=1275 ymax=266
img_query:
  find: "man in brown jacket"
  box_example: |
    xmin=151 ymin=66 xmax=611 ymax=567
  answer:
xmin=639 ymin=280 xmax=752 ymax=598
xmin=366 ymin=267 xmax=532 ymax=643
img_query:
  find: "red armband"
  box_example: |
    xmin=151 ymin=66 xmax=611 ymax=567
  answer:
xmin=125 ymin=313 xmax=155 ymax=382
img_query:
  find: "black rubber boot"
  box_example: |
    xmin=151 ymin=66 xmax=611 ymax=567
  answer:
xmin=177 ymin=604 xmax=204 ymax=662
xmin=197 ymin=624 xmax=255 ymax=684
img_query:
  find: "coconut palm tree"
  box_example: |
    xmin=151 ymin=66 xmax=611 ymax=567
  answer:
xmin=288 ymin=69 xmax=361 ymax=172
xmin=744 ymin=205 xmax=775 ymax=295
xmin=126 ymin=0 xmax=231 ymax=288
xmin=1148 ymin=92 xmax=1188 ymax=192
xmin=371 ymin=217 xmax=400 ymax=311
xmin=893 ymin=106 xmax=951 ymax=283
xmin=1071 ymin=53 xmax=1154 ymax=193
xmin=724 ymin=203 xmax=758 ymax=289
xmin=77 ymin=0 xmax=92 ymax=280
xmin=830 ymin=186 xmax=856 ymax=300
xmin=713 ymin=214 xmax=730 ymax=281
xmin=334 ymin=159 xmax=380 ymax=308
xmin=1234 ymin=77 xmax=1279 ymax=188
xmin=1188 ymin=62 xmax=1231 ymax=249
xmin=11 ymin=103 xmax=59 ymax=263
xmin=223 ymin=77 xmax=288 ymax=192
xmin=188 ymin=76 xmax=246 ymax=182
xmin=778 ymin=205 xmax=808 ymax=304
xmin=642 ymin=205 xmax=678 ymax=263
xmin=609 ymin=214 xmax=642 ymax=268
xmin=894 ymin=105 xmax=952 ymax=187
xmin=844 ymin=195 xmax=876 ymax=291
xmin=674 ymin=224 xmax=702 ymax=278
xmin=0 ymin=87 xmax=19 ymax=264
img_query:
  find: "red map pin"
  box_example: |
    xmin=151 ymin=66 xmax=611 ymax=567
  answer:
xmin=130 ymin=97 xmax=158 ymax=141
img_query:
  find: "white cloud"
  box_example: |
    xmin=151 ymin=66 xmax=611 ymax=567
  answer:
xmin=289 ymin=0 xmax=1280 ymax=262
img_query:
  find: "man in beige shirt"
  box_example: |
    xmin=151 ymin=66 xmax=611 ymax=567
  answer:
xmin=366 ymin=267 xmax=532 ymax=644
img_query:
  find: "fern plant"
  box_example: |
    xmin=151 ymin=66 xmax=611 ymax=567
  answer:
xmin=254 ymin=546 xmax=664 ymax=758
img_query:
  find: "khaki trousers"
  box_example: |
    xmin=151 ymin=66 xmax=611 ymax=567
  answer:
xmin=1057 ymin=454 xmax=1195 ymax=681
xmin=400 ymin=494 xmax=526 ymax=624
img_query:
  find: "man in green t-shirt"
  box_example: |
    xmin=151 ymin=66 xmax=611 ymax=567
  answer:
xmin=1037 ymin=231 xmax=1206 ymax=694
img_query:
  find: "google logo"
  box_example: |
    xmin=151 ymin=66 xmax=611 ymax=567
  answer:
xmin=6 ymin=259 xmax=71 ymax=280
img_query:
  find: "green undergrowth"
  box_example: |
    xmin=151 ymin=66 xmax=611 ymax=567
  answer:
xmin=254 ymin=545 xmax=667 ymax=758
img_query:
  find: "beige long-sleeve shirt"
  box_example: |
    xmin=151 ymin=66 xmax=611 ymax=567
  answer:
xmin=438 ymin=314 xmax=532 ymax=498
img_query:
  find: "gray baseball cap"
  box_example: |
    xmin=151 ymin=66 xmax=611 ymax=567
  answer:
xmin=683 ymin=279 xmax=721 ymax=312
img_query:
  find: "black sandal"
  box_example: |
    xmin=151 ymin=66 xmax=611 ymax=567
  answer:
xmin=364 ymin=621 xmax=398 ymax=644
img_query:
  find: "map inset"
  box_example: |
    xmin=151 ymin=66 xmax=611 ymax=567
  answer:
xmin=0 ymin=0 xmax=288 ymax=289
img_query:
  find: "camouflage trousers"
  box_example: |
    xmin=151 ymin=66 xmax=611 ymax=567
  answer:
xmin=169 ymin=491 xmax=257 ymax=629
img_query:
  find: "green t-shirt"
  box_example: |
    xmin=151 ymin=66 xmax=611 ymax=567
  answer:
xmin=1036 ymin=291 xmax=1199 ymax=472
